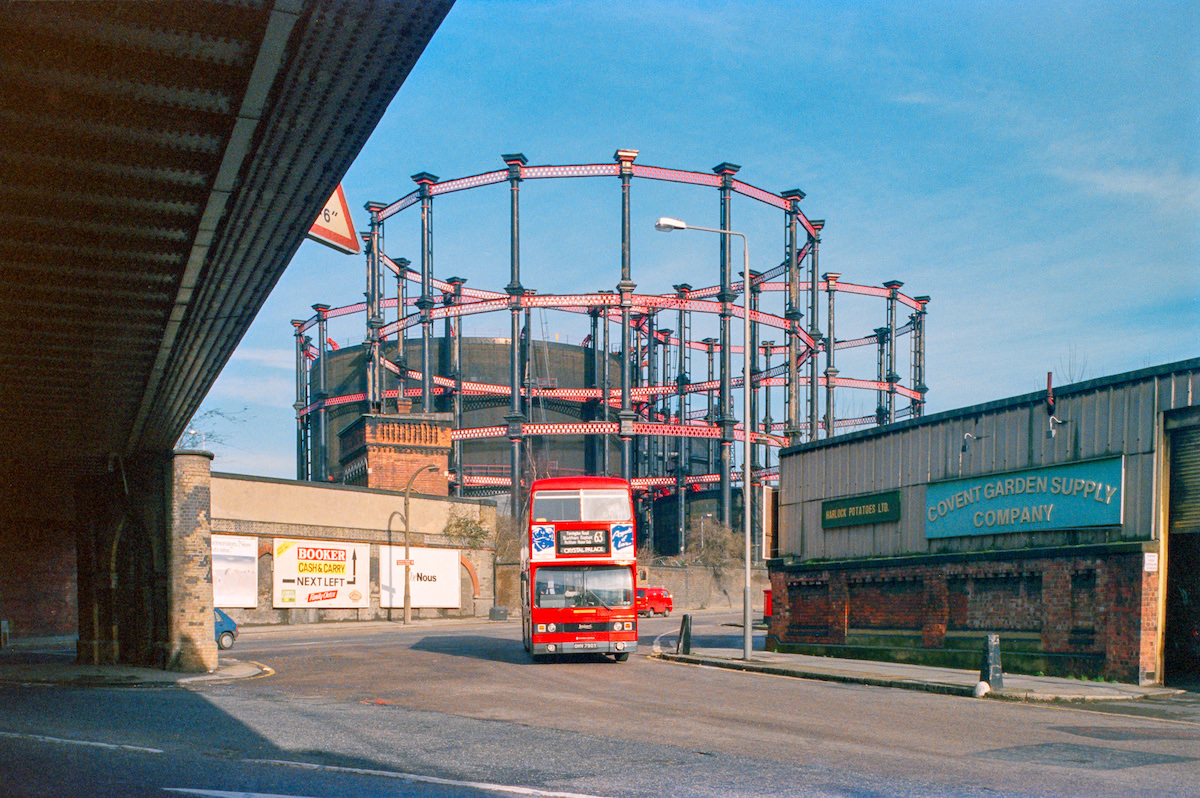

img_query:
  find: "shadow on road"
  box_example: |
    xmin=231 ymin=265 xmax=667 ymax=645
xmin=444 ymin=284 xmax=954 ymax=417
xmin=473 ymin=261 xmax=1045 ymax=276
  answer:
xmin=410 ymin=632 xmax=657 ymax=665
xmin=410 ymin=632 xmax=539 ymax=665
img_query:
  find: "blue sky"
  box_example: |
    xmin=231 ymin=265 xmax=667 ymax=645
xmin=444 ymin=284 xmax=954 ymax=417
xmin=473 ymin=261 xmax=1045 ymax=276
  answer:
xmin=195 ymin=0 xmax=1199 ymax=477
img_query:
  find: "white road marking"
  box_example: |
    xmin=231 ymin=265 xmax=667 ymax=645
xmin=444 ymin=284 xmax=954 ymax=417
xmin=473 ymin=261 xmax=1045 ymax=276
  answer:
xmin=651 ymin=629 xmax=677 ymax=654
xmin=166 ymin=791 xmax=317 ymax=798
xmin=241 ymin=758 xmax=619 ymax=798
xmin=0 ymin=730 xmax=163 ymax=754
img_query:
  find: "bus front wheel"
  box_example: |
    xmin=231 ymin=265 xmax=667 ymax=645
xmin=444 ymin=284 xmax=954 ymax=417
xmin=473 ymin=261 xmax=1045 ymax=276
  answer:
xmin=613 ymin=652 xmax=630 ymax=662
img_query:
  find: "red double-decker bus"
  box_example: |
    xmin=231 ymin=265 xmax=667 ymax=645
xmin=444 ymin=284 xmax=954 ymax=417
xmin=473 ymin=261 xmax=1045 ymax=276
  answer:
xmin=520 ymin=476 xmax=638 ymax=662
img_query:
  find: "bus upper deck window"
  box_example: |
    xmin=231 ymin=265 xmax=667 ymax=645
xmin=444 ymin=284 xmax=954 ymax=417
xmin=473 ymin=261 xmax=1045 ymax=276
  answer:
xmin=531 ymin=492 xmax=580 ymax=522
xmin=581 ymin=490 xmax=632 ymax=521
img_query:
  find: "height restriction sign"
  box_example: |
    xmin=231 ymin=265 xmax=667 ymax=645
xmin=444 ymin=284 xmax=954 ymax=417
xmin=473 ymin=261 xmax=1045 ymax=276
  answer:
xmin=306 ymin=183 xmax=360 ymax=255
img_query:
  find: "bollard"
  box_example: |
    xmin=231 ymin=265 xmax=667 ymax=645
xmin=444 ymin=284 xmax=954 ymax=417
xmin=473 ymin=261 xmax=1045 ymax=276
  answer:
xmin=676 ymin=613 xmax=692 ymax=655
xmin=979 ymin=632 xmax=1003 ymax=689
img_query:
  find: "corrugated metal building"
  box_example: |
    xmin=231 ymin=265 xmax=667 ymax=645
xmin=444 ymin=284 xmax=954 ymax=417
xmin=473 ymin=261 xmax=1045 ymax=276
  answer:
xmin=769 ymin=358 xmax=1200 ymax=685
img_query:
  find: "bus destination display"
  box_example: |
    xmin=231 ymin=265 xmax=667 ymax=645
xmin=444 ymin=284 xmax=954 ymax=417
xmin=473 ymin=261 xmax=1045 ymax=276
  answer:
xmin=556 ymin=528 xmax=610 ymax=556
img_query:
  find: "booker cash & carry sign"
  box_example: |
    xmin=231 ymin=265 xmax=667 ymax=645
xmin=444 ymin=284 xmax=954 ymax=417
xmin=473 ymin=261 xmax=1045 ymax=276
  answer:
xmin=273 ymin=538 xmax=370 ymax=608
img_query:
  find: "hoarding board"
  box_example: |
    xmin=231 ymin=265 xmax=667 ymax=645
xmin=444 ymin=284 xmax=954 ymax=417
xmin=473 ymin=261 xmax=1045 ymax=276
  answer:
xmin=380 ymin=546 xmax=461 ymax=609
xmin=273 ymin=538 xmax=370 ymax=608
xmin=212 ymin=534 xmax=258 ymax=608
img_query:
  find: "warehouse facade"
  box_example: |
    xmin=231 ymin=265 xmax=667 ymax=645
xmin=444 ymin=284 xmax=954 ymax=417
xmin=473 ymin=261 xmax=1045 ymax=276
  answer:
xmin=768 ymin=359 xmax=1200 ymax=685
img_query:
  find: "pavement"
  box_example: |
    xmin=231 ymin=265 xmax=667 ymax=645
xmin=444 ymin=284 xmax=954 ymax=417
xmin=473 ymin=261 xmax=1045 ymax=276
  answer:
xmin=656 ymin=646 xmax=1185 ymax=702
xmin=0 ymin=636 xmax=270 ymax=687
xmin=0 ymin=624 xmax=1187 ymax=702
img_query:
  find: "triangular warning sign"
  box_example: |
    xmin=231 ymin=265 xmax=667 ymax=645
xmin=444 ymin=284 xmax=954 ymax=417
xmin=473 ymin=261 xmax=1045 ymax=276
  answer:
xmin=307 ymin=184 xmax=360 ymax=255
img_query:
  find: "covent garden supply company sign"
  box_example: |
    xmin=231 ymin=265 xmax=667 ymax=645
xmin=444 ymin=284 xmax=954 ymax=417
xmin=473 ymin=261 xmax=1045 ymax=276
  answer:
xmin=925 ymin=457 xmax=1123 ymax=539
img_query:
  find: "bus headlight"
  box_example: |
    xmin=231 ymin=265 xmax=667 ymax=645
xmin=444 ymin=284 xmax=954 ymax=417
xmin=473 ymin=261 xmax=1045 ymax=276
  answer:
xmin=612 ymin=621 xmax=630 ymax=631
xmin=615 ymin=641 xmax=626 ymax=651
xmin=547 ymin=623 xmax=557 ymax=633
xmin=546 ymin=644 xmax=557 ymax=653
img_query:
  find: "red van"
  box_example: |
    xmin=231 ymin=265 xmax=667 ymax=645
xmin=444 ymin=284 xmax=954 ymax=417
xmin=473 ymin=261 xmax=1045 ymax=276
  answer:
xmin=636 ymin=587 xmax=673 ymax=617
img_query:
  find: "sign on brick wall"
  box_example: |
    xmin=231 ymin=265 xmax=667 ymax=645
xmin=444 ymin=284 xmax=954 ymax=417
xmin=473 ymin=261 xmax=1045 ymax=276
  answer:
xmin=273 ymin=538 xmax=370 ymax=608
xmin=212 ymin=534 xmax=258 ymax=608
xmin=926 ymin=457 xmax=1124 ymax=539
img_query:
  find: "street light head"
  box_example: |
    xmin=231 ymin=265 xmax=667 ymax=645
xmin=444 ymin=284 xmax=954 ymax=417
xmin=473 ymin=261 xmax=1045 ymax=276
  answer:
xmin=655 ymin=217 xmax=688 ymax=232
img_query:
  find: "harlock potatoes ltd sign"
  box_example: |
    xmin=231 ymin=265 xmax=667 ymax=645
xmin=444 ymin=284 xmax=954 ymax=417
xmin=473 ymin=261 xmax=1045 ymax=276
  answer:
xmin=822 ymin=491 xmax=901 ymax=529
xmin=925 ymin=457 xmax=1123 ymax=539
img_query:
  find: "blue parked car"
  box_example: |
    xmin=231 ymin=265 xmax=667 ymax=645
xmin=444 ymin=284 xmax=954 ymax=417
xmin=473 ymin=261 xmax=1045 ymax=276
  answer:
xmin=214 ymin=608 xmax=238 ymax=650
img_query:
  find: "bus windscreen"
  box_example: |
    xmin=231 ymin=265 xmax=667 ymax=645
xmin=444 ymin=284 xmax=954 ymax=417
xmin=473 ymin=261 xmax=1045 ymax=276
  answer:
xmin=534 ymin=565 xmax=634 ymax=609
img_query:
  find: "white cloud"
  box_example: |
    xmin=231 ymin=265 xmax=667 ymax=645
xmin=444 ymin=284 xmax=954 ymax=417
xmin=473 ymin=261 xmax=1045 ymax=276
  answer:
xmin=1049 ymin=164 xmax=1200 ymax=216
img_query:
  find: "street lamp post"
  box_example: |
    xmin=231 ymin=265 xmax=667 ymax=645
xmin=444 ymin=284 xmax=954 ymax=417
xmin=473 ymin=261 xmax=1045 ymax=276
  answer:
xmin=403 ymin=463 xmax=439 ymax=624
xmin=655 ymin=216 xmax=754 ymax=661
xmin=699 ymin=512 xmax=714 ymax=551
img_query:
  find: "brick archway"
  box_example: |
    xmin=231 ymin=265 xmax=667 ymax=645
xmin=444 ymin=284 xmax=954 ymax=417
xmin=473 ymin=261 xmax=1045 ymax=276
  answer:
xmin=460 ymin=554 xmax=479 ymax=598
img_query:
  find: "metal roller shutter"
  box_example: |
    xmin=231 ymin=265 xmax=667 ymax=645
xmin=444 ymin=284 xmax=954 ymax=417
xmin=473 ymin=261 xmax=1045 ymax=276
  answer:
xmin=1170 ymin=426 xmax=1200 ymax=535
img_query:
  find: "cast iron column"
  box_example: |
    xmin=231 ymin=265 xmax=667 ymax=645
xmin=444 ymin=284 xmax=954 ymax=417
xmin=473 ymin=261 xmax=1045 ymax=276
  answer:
xmin=292 ymin=320 xmax=308 ymax=480
xmin=911 ymin=296 xmax=930 ymax=417
xmin=448 ymin=276 xmax=465 ymax=496
xmin=645 ymin=313 xmax=657 ymax=478
xmin=782 ymin=189 xmax=805 ymax=444
xmin=365 ymin=204 xmax=384 ymax=414
xmin=503 ymin=153 xmax=527 ymax=516
xmin=589 ymin=307 xmax=602 ymax=473
xmin=824 ymin=272 xmax=840 ymax=436
xmin=745 ymin=269 xmax=761 ymax=477
xmin=703 ymin=337 xmax=717 ymax=475
xmin=394 ymin=257 xmax=411 ymax=412
xmin=412 ymin=172 xmax=438 ymax=412
xmin=809 ymin=229 xmax=821 ymax=440
xmin=714 ymin=161 xmax=740 ymax=528
xmin=602 ymin=293 xmax=613 ymax=475
xmin=884 ymin=280 xmax=904 ymax=423
xmin=874 ymin=326 xmax=889 ymax=426
xmin=674 ymin=282 xmax=690 ymax=553
xmin=313 ymin=303 xmax=330 ymax=480
xmin=615 ymin=149 xmax=638 ymax=482
xmin=761 ymin=340 xmax=774 ymax=473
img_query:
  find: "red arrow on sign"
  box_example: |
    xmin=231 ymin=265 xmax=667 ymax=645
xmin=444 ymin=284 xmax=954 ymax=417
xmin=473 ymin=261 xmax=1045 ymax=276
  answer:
xmin=307 ymin=183 xmax=360 ymax=255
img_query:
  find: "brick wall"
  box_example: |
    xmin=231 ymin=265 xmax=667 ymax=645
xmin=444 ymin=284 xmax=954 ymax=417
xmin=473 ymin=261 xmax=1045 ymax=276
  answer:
xmin=339 ymin=413 xmax=450 ymax=494
xmin=210 ymin=534 xmax=495 ymax=627
xmin=0 ymin=517 xmax=76 ymax=637
xmin=210 ymin=475 xmax=499 ymax=626
xmin=948 ymin=573 xmax=1043 ymax=632
xmin=769 ymin=544 xmax=1156 ymax=683
xmin=847 ymin=578 xmax=923 ymax=630
xmin=167 ymin=451 xmax=218 ymax=672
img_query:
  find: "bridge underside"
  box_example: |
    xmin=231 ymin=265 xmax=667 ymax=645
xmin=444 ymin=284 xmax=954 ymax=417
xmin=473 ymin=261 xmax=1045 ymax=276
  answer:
xmin=0 ymin=1 xmax=452 ymax=663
